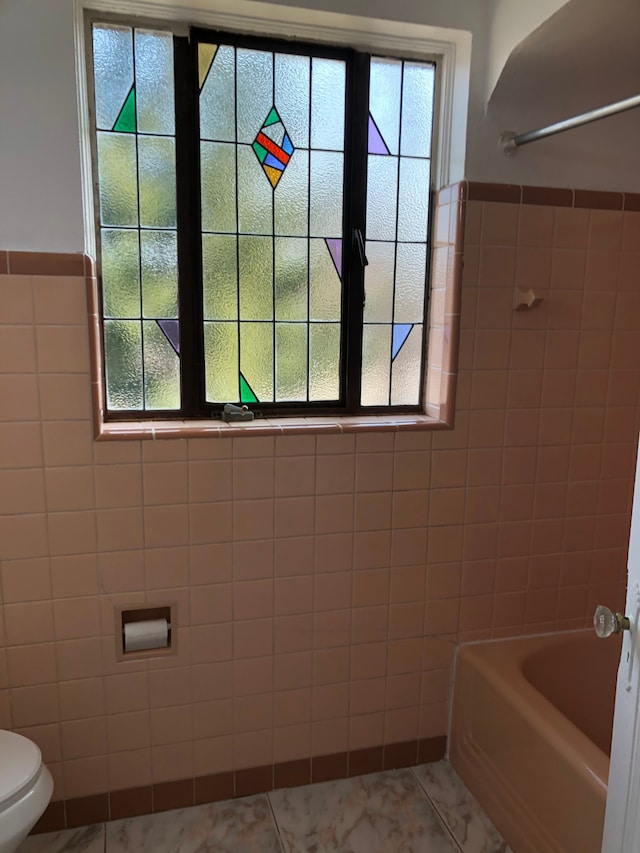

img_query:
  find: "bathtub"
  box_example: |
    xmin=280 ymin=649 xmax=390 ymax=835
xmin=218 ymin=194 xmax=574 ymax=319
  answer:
xmin=449 ymin=630 xmax=621 ymax=853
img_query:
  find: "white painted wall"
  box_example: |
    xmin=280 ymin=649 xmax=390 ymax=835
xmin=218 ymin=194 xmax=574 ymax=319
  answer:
xmin=0 ymin=0 xmax=83 ymax=253
xmin=485 ymin=0 xmax=568 ymax=99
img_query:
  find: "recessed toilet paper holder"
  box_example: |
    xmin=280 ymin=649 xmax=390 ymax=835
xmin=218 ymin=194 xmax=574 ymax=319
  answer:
xmin=115 ymin=603 xmax=177 ymax=661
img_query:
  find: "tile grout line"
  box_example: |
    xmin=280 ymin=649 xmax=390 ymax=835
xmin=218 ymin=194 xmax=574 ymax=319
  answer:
xmin=265 ymin=791 xmax=288 ymax=853
xmin=409 ymin=766 xmax=465 ymax=853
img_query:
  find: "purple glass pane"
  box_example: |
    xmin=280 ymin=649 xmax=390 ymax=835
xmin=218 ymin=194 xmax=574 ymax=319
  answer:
xmin=392 ymin=323 xmax=412 ymax=360
xmin=325 ymin=238 xmax=342 ymax=279
xmin=368 ymin=115 xmax=390 ymax=155
xmin=157 ymin=319 xmax=180 ymax=354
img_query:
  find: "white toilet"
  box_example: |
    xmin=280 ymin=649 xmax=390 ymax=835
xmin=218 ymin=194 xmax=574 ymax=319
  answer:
xmin=0 ymin=731 xmax=53 ymax=853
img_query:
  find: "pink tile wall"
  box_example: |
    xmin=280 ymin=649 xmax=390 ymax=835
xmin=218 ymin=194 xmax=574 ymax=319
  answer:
xmin=0 ymin=189 xmax=639 ymax=802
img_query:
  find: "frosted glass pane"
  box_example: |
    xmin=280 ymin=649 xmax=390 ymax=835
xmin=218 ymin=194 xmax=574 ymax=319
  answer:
xmin=239 ymin=236 xmax=272 ymax=320
xmin=241 ymin=322 xmax=273 ymax=402
xmin=202 ymin=234 xmax=238 ymax=321
xmin=310 ymin=151 xmax=343 ymax=238
xmin=309 ymin=238 xmax=342 ymax=322
xmin=101 ymin=229 xmax=140 ymax=319
xmin=143 ymin=321 xmax=180 ymax=409
xmin=237 ymin=48 xmax=273 ymax=145
xmin=400 ymin=62 xmax=435 ymax=158
xmin=366 ymin=155 xmax=398 ymax=241
xmin=97 ymin=132 xmax=138 ymax=227
xmin=138 ymin=136 xmax=176 ymax=228
xmin=200 ymin=45 xmax=235 ymax=142
xmin=309 ymin=323 xmax=340 ymax=400
xmin=361 ymin=324 xmax=391 ymax=406
xmin=104 ymin=320 xmax=143 ymax=409
xmin=238 ymin=144 xmax=273 ymax=235
xmin=394 ymin=243 xmax=426 ymax=323
xmin=310 ymin=58 xmax=346 ymax=151
xmin=204 ymin=322 xmax=238 ymax=402
xmin=201 ymin=142 xmax=237 ymax=233
xmin=275 ymin=238 xmax=307 ymax=321
xmin=93 ymin=25 xmax=133 ymax=131
xmin=141 ymin=230 xmax=178 ymax=318
xmin=363 ymin=241 xmax=394 ymax=323
xmin=275 ymin=53 xmax=310 ymax=148
xmin=276 ymin=323 xmax=307 ymax=401
xmin=369 ymin=57 xmax=401 ymax=155
xmin=134 ymin=30 xmax=175 ymax=135
xmin=391 ymin=324 xmax=422 ymax=405
xmin=397 ymin=158 xmax=430 ymax=242
xmin=274 ymin=149 xmax=308 ymax=237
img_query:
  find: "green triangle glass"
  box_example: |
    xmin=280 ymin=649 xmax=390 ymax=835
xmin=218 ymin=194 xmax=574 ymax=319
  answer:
xmin=240 ymin=373 xmax=258 ymax=403
xmin=113 ymin=87 xmax=136 ymax=133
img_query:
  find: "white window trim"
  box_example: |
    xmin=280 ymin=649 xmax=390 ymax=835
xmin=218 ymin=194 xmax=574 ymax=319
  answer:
xmin=74 ymin=0 xmax=471 ymax=259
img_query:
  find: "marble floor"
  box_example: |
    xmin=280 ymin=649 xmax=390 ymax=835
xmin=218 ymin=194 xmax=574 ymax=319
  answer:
xmin=18 ymin=761 xmax=512 ymax=853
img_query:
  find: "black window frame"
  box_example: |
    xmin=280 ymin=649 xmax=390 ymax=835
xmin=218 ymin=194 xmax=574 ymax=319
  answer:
xmin=91 ymin=22 xmax=436 ymax=422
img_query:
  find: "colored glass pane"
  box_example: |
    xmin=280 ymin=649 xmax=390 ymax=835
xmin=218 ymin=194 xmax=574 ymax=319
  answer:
xmin=392 ymin=323 xmax=412 ymax=360
xmin=240 ymin=373 xmax=258 ymax=403
xmin=157 ymin=319 xmax=180 ymax=354
xmin=253 ymin=107 xmax=294 ymax=190
xmin=143 ymin=320 xmax=181 ymax=409
xmin=204 ymin=322 xmax=239 ymax=402
xmin=324 ymin=239 xmax=342 ymax=279
xmin=240 ymin=322 xmax=273 ymax=402
xmin=135 ymin=30 xmax=175 ymax=135
xmin=198 ymin=43 xmax=218 ymax=90
xmin=113 ymin=86 xmax=136 ymax=133
xmin=104 ymin=320 xmax=143 ymax=409
xmin=200 ymin=45 xmax=235 ymax=142
xmin=368 ymin=115 xmax=390 ymax=155
xmin=93 ymin=24 xmax=133 ymax=131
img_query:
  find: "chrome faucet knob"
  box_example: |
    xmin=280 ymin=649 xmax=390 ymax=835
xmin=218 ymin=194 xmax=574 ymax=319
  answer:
xmin=593 ymin=605 xmax=630 ymax=638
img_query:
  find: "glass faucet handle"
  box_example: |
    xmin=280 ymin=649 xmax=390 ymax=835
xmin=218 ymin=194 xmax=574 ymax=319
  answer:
xmin=593 ymin=605 xmax=630 ymax=638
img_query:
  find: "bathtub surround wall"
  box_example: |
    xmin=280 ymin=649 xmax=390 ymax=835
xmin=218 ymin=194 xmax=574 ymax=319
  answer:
xmin=0 ymin=181 xmax=638 ymax=831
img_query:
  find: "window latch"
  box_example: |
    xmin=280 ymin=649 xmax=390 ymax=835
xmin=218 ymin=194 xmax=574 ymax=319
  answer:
xmin=354 ymin=228 xmax=368 ymax=268
xmin=221 ymin=403 xmax=255 ymax=422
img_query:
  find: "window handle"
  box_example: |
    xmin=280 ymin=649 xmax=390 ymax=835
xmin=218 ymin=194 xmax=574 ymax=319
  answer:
xmin=354 ymin=228 xmax=368 ymax=268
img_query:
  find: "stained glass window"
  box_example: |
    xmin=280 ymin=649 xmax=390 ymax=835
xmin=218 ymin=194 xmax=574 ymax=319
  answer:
xmin=93 ymin=24 xmax=180 ymax=412
xmin=200 ymin=43 xmax=345 ymax=404
xmin=91 ymin=24 xmax=436 ymax=417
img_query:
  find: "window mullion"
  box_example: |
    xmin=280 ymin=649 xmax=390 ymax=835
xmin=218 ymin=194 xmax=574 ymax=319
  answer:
xmin=342 ymin=51 xmax=370 ymax=412
xmin=174 ymin=34 xmax=203 ymax=417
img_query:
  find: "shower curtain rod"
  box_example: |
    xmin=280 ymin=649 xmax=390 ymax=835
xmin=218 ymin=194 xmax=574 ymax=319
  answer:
xmin=500 ymin=93 xmax=640 ymax=155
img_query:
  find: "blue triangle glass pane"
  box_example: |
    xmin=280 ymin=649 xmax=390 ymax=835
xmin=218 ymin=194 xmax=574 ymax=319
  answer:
xmin=392 ymin=324 xmax=412 ymax=360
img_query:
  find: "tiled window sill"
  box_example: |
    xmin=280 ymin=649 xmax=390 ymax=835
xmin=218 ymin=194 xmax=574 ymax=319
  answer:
xmin=96 ymin=412 xmax=451 ymax=441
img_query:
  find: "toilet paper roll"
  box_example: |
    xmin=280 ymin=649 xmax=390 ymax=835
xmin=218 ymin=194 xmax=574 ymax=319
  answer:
xmin=123 ymin=618 xmax=169 ymax=653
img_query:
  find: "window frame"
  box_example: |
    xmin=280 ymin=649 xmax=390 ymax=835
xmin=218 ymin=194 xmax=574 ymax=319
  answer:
xmin=77 ymin=1 xmax=471 ymax=437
